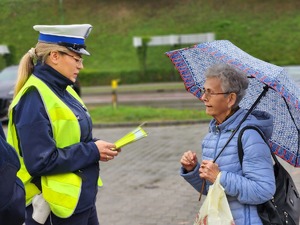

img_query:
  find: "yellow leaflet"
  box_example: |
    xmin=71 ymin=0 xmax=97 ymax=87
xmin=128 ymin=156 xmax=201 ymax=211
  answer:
xmin=114 ymin=125 xmax=148 ymax=149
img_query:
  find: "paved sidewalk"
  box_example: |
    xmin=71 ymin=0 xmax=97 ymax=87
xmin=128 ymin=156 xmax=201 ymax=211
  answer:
xmin=94 ymin=124 xmax=207 ymax=225
xmin=93 ymin=124 xmax=300 ymax=225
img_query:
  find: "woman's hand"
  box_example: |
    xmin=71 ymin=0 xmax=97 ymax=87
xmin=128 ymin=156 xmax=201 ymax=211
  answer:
xmin=94 ymin=140 xmax=121 ymax=162
xmin=180 ymin=150 xmax=198 ymax=172
xmin=199 ymin=160 xmax=220 ymax=183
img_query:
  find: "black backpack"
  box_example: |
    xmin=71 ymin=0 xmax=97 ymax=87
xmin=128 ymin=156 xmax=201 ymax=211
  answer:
xmin=237 ymin=126 xmax=300 ymax=225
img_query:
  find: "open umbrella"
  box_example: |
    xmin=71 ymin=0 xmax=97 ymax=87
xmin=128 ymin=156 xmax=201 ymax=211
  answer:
xmin=165 ymin=40 xmax=300 ymax=167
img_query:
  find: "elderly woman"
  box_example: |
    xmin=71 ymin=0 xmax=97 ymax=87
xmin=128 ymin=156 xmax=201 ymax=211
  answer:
xmin=7 ymin=24 xmax=120 ymax=225
xmin=180 ymin=63 xmax=275 ymax=225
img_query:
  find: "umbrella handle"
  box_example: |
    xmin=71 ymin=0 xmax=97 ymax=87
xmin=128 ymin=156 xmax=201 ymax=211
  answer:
xmin=199 ymin=180 xmax=206 ymax=201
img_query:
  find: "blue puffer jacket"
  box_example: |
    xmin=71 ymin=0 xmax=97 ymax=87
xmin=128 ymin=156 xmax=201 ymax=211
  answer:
xmin=180 ymin=108 xmax=276 ymax=225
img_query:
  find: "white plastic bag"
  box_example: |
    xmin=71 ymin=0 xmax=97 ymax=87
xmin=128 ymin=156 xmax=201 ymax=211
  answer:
xmin=32 ymin=194 xmax=51 ymax=224
xmin=194 ymin=173 xmax=235 ymax=225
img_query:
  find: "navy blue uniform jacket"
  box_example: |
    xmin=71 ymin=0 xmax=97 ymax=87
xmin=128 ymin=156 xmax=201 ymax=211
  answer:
xmin=0 ymin=122 xmax=25 ymax=224
xmin=12 ymin=62 xmax=100 ymax=213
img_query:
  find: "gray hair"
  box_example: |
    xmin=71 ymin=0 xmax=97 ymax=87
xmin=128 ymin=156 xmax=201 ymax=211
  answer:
xmin=205 ymin=63 xmax=249 ymax=108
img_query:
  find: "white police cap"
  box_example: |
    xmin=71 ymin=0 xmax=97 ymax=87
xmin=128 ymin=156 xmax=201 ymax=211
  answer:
xmin=33 ymin=24 xmax=93 ymax=55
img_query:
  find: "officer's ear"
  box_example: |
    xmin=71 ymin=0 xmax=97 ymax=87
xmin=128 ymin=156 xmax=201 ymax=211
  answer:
xmin=47 ymin=51 xmax=61 ymax=65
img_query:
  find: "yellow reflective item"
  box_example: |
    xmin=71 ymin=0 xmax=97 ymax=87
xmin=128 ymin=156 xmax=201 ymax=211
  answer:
xmin=41 ymin=173 xmax=82 ymax=218
xmin=17 ymin=164 xmax=40 ymax=206
xmin=111 ymin=79 xmax=119 ymax=89
xmin=114 ymin=125 xmax=148 ymax=149
xmin=97 ymin=177 xmax=103 ymax=187
xmin=7 ymin=76 xmax=88 ymax=218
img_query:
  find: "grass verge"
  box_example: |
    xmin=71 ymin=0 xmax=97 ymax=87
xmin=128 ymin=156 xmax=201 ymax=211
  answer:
xmin=89 ymin=105 xmax=210 ymax=124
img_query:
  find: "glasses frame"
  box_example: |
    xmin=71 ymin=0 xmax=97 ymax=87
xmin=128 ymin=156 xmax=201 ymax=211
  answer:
xmin=200 ymin=88 xmax=230 ymax=99
xmin=59 ymin=51 xmax=83 ymax=65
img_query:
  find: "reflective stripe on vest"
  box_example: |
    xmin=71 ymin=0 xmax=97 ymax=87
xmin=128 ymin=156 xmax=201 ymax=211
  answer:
xmin=8 ymin=75 xmax=83 ymax=218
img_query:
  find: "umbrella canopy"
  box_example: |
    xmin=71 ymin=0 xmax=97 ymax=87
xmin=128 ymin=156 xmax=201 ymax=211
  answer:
xmin=166 ymin=40 xmax=300 ymax=167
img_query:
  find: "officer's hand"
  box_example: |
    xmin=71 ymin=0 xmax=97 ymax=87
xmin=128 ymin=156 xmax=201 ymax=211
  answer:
xmin=94 ymin=140 xmax=120 ymax=162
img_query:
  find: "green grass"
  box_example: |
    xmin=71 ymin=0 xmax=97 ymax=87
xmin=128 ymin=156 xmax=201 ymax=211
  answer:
xmin=1 ymin=0 xmax=300 ymax=80
xmin=88 ymin=105 xmax=210 ymax=124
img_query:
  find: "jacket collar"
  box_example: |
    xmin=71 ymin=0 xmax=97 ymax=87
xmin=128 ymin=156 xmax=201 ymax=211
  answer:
xmin=208 ymin=108 xmax=273 ymax=140
xmin=32 ymin=61 xmax=73 ymax=93
xmin=209 ymin=108 xmax=244 ymax=133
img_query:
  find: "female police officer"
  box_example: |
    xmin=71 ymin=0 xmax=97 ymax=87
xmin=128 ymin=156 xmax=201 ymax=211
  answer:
xmin=7 ymin=24 xmax=120 ymax=225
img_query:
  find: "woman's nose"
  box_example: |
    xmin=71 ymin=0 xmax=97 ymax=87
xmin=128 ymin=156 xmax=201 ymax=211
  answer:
xmin=200 ymin=94 xmax=207 ymax=102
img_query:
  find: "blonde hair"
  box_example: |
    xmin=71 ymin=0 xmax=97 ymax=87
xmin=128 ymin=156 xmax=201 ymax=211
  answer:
xmin=14 ymin=42 xmax=68 ymax=97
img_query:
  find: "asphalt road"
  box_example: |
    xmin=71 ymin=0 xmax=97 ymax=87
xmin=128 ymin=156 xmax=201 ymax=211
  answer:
xmin=81 ymin=85 xmax=203 ymax=110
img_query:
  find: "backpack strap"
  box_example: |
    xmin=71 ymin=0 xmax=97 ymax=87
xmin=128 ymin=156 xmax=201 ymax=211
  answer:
xmin=237 ymin=125 xmax=268 ymax=166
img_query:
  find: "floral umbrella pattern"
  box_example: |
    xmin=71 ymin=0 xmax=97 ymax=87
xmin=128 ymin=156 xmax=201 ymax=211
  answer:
xmin=166 ymin=40 xmax=300 ymax=167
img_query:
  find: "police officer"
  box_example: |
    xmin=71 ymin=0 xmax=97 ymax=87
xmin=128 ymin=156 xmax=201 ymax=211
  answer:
xmin=7 ymin=24 xmax=121 ymax=225
xmin=0 ymin=122 xmax=25 ymax=225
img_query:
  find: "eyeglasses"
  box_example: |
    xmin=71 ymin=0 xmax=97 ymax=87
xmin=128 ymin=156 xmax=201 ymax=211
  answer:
xmin=200 ymin=88 xmax=230 ymax=98
xmin=59 ymin=51 xmax=84 ymax=65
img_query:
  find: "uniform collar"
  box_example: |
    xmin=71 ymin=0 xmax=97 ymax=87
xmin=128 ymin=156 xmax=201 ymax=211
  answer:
xmin=33 ymin=61 xmax=73 ymax=93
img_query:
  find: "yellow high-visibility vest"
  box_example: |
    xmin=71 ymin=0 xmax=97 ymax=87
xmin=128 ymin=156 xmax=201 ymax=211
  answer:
xmin=7 ymin=75 xmax=101 ymax=218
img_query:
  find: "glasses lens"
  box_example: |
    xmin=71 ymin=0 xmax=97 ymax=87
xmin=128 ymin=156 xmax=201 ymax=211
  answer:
xmin=201 ymin=89 xmax=210 ymax=97
xmin=60 ymin=51 xmax=83 ymax=64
